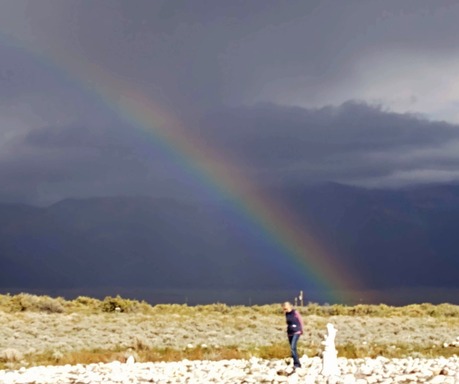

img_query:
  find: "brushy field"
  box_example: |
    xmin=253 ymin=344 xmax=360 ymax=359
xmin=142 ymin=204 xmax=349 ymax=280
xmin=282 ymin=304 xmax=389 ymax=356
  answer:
xmin=0 ymin=293 xmax=458 ymax=370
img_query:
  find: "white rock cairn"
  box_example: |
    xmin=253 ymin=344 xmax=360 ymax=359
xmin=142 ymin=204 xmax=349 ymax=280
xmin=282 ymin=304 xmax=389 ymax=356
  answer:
xmin=321 ymin=322 xmax=340 ymax=377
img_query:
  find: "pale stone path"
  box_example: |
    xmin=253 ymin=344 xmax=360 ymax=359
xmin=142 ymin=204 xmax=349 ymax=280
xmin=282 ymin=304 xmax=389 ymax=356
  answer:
xmin=1 ymin=355 xmax=458 ymax=384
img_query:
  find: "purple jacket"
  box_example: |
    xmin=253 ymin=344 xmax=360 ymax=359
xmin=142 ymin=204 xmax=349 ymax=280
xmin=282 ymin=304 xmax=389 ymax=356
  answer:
xmin=285 ymin=309 xmax=304 ymax=335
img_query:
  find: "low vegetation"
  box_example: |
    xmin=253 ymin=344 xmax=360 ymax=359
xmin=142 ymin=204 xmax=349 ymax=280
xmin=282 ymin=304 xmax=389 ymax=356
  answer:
xmin=0 ymin=293 xmax=458 ymax=369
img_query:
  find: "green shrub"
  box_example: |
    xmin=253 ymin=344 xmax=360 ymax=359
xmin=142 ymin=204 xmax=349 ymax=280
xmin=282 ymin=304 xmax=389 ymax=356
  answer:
xmin=101 ymin=295 xmax=142 ymax=313
xmin=73 ymin=296 xmax=101 ymax=307
xmin=7 ymin=293 xmax=64 ymax=313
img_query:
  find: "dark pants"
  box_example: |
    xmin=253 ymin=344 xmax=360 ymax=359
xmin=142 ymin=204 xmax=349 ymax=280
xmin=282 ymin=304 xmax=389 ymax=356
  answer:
xmin=288 ymin=333 xmax=301 ymax=368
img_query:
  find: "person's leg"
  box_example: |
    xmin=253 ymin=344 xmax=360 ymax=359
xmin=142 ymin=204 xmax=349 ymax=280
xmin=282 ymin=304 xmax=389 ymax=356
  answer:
xmin=288 ymin=334 xmax=301 ymax=368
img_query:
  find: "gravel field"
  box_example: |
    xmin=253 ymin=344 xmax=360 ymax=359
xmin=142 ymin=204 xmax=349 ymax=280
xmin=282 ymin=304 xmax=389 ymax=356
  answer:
xmin=1 ymin=306 xmax=458 ymax=383
xmin=1 ymin=355 xmax=459 ymax=383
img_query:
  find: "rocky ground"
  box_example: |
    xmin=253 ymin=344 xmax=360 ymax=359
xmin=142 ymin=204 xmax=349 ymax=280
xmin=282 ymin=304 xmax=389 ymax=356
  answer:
xmin=1 ymin=307 xmax=458 ymax=383
xmin=1 ymin=355 xmax=459 ymax=384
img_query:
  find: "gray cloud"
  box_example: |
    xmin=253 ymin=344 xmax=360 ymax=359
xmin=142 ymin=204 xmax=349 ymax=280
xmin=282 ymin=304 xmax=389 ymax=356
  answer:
xmin=2 ymin=1 xmax=459 ymax=113
xmin=2 ymin=1 xmax=459 ymax=204
xmin=198 ymin=102 xmax=459 ymax=186
xmin=6 ymin=1 xmax=458 ymax=112
xmin=0 ymin=122 xmax=194 ymax=205
xmin=2 ymin=101 xmax=459 ymax=205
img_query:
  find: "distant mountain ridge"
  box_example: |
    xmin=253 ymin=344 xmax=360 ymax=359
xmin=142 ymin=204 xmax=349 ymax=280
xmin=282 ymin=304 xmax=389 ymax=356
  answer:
xmin=1 ymin=183 xmax=458 ymax=304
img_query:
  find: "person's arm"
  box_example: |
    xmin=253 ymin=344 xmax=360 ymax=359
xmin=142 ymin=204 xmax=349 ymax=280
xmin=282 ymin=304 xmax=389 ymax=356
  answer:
xmin=296 ymin=311 xmax=304 ymax=334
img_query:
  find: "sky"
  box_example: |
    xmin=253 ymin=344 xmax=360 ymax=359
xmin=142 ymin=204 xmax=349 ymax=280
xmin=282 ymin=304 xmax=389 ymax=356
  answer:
xmin=2 ymin=0 xmax=459 ymax=206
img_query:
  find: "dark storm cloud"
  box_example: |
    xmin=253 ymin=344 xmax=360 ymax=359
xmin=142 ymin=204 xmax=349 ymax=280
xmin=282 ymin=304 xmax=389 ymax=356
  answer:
xmin=9 ymin=1 xmax=459 ymax=110
xmin=0 ymin=123 xmax=187 ymax=205
xmin=198 ymin=102 xmax=459 ymax=187
xmin=2 ymin=1 xmax=459 ymax=204
xmin=212 ymin=0 xmax=459 ymax=106
xmin=2 ymin=99 xmax=459 ymax=205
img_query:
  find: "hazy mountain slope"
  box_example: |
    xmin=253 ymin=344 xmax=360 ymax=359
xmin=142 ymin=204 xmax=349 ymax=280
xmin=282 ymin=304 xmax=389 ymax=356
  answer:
xmin=0 ymin=197 xmax=291 ymax=290
xmin=1 ymin=184 xmax=458 ymax=299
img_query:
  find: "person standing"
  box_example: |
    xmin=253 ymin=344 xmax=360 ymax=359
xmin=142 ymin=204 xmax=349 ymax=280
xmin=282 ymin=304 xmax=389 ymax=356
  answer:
xmin=282 ymin=301 xmax=304 ymax=370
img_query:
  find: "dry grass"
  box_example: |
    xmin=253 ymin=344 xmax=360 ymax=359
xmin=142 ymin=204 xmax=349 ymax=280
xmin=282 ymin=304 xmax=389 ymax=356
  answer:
xmin=0 ymin=294 xmax=458 ymax=369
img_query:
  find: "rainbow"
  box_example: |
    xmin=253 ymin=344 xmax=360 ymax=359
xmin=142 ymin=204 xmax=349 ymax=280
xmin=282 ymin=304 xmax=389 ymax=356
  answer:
xmin=1 ymin=33 xmax=365 ymax=303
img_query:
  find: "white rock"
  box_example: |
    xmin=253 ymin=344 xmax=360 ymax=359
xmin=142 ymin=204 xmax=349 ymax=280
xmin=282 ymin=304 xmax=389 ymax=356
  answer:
xmin=1 ymin=356 xmax=459 ymax=383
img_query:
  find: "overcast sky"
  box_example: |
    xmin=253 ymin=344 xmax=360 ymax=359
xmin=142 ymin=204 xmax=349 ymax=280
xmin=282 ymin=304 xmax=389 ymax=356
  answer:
xmin=2 ymin=0 xmax=459 ymax=205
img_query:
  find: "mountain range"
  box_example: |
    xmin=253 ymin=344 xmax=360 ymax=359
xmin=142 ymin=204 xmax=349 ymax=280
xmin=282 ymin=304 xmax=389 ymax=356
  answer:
xmin=1 ymin=183 xmax=458 ymax=305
